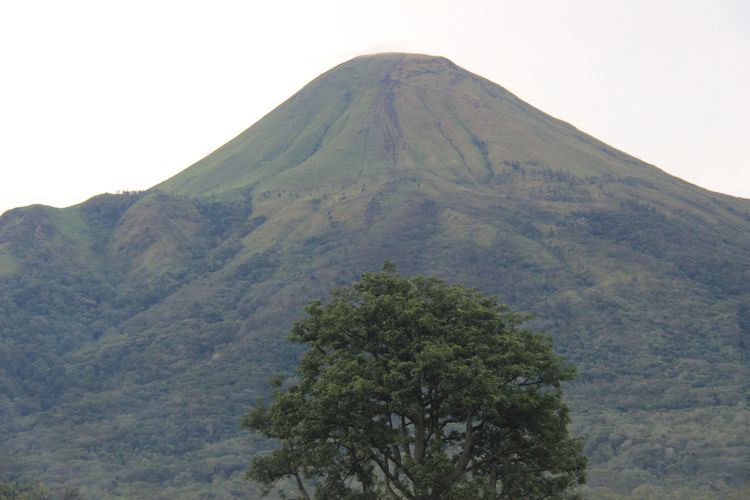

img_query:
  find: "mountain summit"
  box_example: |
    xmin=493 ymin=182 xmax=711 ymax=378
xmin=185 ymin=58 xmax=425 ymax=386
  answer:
xmin=159 ymin=52 xmax=657 ymax=198
xmin=1 ymin=54 xmax=749 ymax=498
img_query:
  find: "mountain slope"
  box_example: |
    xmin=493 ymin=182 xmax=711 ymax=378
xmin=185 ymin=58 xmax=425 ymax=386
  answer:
xmin=1 ymin=53 xmax=749 ymax=498
xmin=158 ymin=53 xmax=662 ymax=196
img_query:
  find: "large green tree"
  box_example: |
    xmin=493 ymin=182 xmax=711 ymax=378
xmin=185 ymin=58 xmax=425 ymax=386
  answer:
xmin=243 ymin=264 xmax=586 ymax=499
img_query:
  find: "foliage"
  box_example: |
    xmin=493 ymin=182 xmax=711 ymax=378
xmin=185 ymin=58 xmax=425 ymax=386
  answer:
xmin=0 ymin=482 xmax=49 ymax=500
xmin=243 ymin=265 xmax=586 ymax=499
xmin=0 ymin=480 xmax=80 ymax=500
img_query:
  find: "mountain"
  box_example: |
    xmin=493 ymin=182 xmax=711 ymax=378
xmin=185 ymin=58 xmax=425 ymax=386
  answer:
xmin=1 ymin=53 xmax=749 ymax=498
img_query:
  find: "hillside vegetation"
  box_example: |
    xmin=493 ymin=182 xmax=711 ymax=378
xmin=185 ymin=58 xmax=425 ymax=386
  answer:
xmin=1 ymin=54 xmax=749 ymax=498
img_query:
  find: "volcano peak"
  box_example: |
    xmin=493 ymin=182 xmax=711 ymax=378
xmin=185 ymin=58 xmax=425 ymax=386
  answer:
xmin=157 ymin=52 xmax=656 ymax=201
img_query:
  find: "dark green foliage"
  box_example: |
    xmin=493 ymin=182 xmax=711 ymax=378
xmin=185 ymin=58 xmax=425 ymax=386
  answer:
xmin=243 ymin=265 xmax=586 ymax=499
xmin=0 ymin=480 xmax=81 ymax=500
xmin=0 ymin=481 xmax=50 ymax=500
xmin=578 ymin=199 xmax=750 ymax=296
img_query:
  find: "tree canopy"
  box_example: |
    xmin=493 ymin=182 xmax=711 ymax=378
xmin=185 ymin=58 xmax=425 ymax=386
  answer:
xmin=242 ymin=264 xmax=586 ymax=499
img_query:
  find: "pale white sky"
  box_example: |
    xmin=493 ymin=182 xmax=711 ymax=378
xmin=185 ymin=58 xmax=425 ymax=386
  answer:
xmin=1 ymin=0 xmax=748 ymax=215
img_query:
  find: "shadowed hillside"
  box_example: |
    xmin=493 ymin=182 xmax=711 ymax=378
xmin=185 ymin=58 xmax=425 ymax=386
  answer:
xmin=1 ymin=53 xmax=749 ymax=498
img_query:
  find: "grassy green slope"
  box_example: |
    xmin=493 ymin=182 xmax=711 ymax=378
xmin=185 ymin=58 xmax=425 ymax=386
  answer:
xmin=157 ymin=54 xmax=665 ymax=196
xmin=2 ymin=54 xmax=750 ymax=498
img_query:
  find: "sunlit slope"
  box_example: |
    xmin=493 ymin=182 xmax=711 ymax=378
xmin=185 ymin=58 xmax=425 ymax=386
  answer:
xmin=1 ymin=53 xmax=750 ymax=498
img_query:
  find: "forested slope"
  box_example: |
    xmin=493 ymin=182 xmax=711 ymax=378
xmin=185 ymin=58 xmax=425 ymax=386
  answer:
xmin=1 ymin=53 xmax=749 ymax=498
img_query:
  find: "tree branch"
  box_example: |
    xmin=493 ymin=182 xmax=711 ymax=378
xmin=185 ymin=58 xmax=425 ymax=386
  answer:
xmin=293 ymin=472 xmax=311 ymax=500
xmin=401 ymin=415 xmax=413 ymax=461
xmin=370 ymin=452 xmax=415 ymax=499
xmin=454 ymin=411 xmax=475 ymax=475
